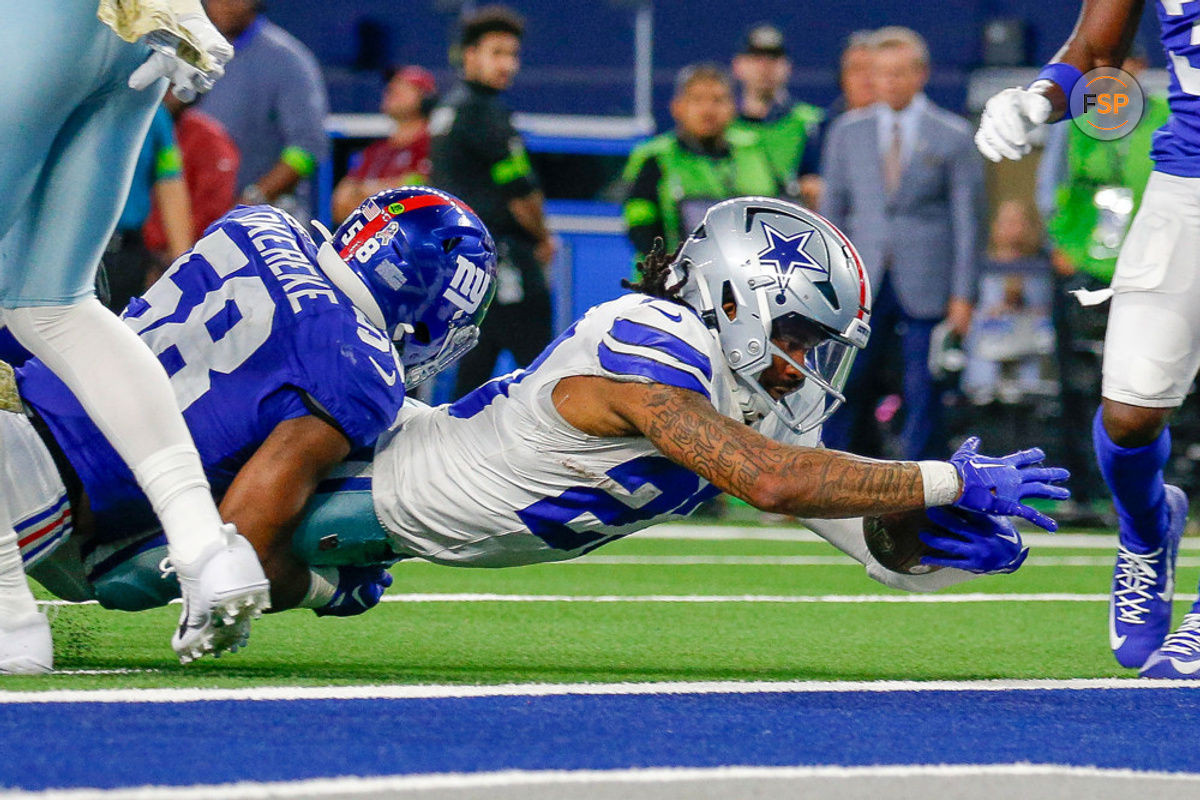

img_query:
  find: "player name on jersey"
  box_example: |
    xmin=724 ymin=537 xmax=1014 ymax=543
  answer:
xmin=240 ymin=210 xmax=341 ymax=313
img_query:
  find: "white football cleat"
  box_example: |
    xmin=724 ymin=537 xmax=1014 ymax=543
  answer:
xmin=171 ymin=524 xmax=270 ymax=665
xmin=0 ymin=611 xmax=53 ymax=675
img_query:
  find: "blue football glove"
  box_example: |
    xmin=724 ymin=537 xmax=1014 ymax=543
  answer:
xmin=918 ymin=507 xmax=1029 ymax=574
xmin=949 ymin=436 xmax=1070 ymax=532
xmin=314 ymin=566 xmax=394 ymax=617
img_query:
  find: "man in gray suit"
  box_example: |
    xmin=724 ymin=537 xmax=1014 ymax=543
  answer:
xmin=820 ymin=26 xmax=984 ymax=460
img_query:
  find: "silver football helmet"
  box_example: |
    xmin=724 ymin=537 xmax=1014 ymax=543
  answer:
xmin=672 ymin=197 xmax=872 ymax=432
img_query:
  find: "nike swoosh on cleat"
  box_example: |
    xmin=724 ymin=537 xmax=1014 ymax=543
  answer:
xmin=177 ymin=600 xmax=191 ymax=639
xmin=1165 ymin=657 xmax=1200 ymax=676
xmin=1109 ymin=600 xmax=1127 ymax=651
xmin=1160 ymin=530 xmax=1177 ymax=603
xmin=1160 ymin=558 xmax=1175 ymax=602
xmin=1160 ymin=486 xmax=1187 ymax=602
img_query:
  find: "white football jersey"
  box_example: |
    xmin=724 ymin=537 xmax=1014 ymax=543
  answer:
xmin=375 ymin=293 xmax=821 ymax=567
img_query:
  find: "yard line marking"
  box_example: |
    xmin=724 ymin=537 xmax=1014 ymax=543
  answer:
xmin=638 ymin=525 xmax=1176 ymax=550
xmin=576 ymin=555 xmax=856 ymax=565
xmin=4 ymin=678 xmax=1200 ymax=704
xmin=376 ymin=592 xmax=1144 ymax=603
xmin=7 ymin=764 xmax=1200 ymax=799
xmin=50 ymin=669 xmax=161 ymax=676
xmin=574 ymin=555 xmax=1200 ymax=567
xmin=35 ymin=592 xmax=1184 ymax=609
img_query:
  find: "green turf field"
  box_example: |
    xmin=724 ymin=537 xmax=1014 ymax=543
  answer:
xmin=4 ymin=523 xmax=1184 ymax=691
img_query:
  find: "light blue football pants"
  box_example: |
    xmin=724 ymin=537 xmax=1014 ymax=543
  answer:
xmin=0 ymin=0 xmax=164 ymax=306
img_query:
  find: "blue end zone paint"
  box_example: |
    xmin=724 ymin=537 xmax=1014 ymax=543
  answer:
xmin=5 ymin=689 xmax=1200 ymax=790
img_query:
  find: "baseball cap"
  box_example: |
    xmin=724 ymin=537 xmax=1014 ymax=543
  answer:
xmin=385 ymin=65 xmax=437 ymax=96
xmin=743 ymin=23 xmax=786 ymax=57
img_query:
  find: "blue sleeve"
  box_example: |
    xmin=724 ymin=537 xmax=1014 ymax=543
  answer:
xmin=597 ymin=302 xmax=715 ymax=399
xmin=258 ymin=386 xmax=311 ymax=427
xmin=149 ymin=106 xmax=182 ymax=180
xmin=275 ymin=46 xmax=330 ymax=165
xmin=152 ymin=105 xmax=176 ymax=148
xmin=289 ymin=315 xmax=406 ymax=449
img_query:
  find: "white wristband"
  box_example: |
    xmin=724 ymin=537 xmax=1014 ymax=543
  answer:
xmin=917 ymin=461 xmax=961 ymax=507
xmin=299 ymin=566 xmax=338 ymax=609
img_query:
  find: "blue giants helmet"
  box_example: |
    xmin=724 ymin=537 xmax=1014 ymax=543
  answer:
xmin=318 ymin=187 xmax=497 ymax=386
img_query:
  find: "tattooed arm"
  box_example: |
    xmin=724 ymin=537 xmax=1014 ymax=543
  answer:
xmin=551 ymin=376 xmax=944 ymax=518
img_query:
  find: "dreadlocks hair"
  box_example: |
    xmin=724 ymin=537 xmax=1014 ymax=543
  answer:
xmin=622 ymin=238 xmax=689 ymax=303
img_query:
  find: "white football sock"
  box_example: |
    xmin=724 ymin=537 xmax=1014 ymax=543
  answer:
xmin=4 ymin=300 xmax=222 ymax=564
xmin=130 ymin=445 xmax=224 ymax=566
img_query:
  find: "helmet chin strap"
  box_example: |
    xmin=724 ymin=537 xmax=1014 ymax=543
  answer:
xmin=728 ymin=374 xmax=771 ymax=425
xmin=731 ymin=340 xmax=844 ymax=434
xmin=692 ymin=273 xmax=718 ymax=328
xmin=309 ymin=219 xmax=389 ymax=334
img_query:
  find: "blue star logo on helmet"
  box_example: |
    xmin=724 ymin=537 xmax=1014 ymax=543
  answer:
xmin=757 ymin=223 xmax=828 ymax=287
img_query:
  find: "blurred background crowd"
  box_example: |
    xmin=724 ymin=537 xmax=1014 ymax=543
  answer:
xmin=113 ymin=0 xmax=1194 ymax=524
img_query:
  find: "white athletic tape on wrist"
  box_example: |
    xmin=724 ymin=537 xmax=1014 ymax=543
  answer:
xmin=300 ymin=566 xmax=338 ymax=609
xmin=917 ymin=461 xmax=961 ymax=507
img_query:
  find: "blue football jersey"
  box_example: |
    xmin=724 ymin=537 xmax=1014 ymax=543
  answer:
xmin=17 ymin=206 xmax=407 ymax=541
xmin=1154 ymin=0 xmax=1200 ymax=176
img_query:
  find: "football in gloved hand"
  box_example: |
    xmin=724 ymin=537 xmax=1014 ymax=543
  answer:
xmin=863 ymin=510 xmax=945 ymax=575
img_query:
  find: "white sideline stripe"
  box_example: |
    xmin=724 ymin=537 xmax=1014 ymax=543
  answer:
xmin=577 ymin=555 xmax=860 ymax=565
xmin=372 ymin=592 xmax=1126 ymax=604
xmin=52 ymin=669 xmax=160 ymax=676
xmin=3 ymin=677 xmax=1200 ymax=704
xmin=639 ymin=525 xmax=1188 ymax=551
xmin=39 ymin=592 xmax=1196 ymax=609
xmin=576 ymin=554 xmax=1200 ymax=567
xmin=7 ymin=764 xmax=1200 ymax=800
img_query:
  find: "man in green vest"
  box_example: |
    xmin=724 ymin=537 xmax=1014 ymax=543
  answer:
xmin=730 ymin=23 xmax=825 ymax=207
xmin=622 ymin=63 xmax=781 ymax=257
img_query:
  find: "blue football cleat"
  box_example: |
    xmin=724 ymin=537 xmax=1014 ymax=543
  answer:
xmin=1141 ymin=613 xmax=1200 ymax=678
xmin=1109 ymin=484 xmax=1188 ymax=669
